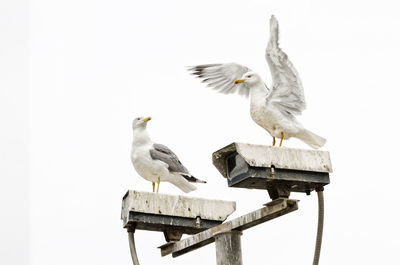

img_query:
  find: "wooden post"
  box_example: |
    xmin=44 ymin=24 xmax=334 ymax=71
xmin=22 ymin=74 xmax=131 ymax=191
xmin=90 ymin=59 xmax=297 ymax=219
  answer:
xmin=215 ymin=231 xmax=243 ymax=265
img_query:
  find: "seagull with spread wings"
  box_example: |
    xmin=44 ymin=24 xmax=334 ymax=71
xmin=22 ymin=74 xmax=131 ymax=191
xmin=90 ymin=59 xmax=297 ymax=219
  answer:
xmin=189 ymin=16 xmax=326 ymax=149
xmin=131 ymin=116 xmax=206 ymax=193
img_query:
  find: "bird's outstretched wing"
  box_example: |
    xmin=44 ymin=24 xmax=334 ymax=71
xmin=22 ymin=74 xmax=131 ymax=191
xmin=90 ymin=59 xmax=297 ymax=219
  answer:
xmin=188 ymin=63 xmax=251 ymax=97
xmin=265 ymin=15 xmax=306 ymax=116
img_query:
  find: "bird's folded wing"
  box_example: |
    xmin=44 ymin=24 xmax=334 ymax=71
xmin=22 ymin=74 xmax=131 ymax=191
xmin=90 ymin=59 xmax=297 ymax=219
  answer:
xmin=265 ymin=15 xmax=306 ymax=116
xmin=150 ymin=143 xmax=189 ymax=174
xmin=188 ymin=63 xmax=251 ymax=97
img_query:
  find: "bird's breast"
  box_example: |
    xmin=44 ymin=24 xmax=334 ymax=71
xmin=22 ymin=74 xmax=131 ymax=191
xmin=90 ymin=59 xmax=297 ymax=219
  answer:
xmin=250 ymin=102 xmax=287 ymax=136
xmin=250 ymin=101 xmax=302 ymax=138
xmin=131 ymin=145 xmax=170 ymax=181
xmin=251 ymin=103 xmax=276 ymax=127
xmin=131 ymin=147 xmax=153 ymax=171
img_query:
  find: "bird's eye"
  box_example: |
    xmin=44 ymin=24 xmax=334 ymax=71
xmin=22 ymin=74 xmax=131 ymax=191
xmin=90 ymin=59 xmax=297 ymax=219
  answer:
xmin=136 ymin=118 xmax=140 ymax=120
xmin=247 ymin=75 xmax=252 ymax=78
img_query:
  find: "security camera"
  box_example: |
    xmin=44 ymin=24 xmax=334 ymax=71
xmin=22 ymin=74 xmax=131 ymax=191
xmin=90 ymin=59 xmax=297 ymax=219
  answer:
xmin=212 ymin=143 xmax=332 ymax=200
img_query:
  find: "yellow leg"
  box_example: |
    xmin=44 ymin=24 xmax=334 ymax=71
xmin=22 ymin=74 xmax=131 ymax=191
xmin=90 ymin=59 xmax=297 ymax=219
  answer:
xmin=279 ymin=132 xmax=284 ymax=147
xmin=272 ymin=137 xmax=276 ymax=146
xmin=156 ymin=177 xmax=160 ymax=193
xmin=152 ymin=182 xmax=155 ymax=192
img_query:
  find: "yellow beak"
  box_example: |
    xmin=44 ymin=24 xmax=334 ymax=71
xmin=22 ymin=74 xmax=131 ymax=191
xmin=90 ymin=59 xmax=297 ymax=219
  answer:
xmin=143 ymin=117 xmax=151 ymax=122
xmin=234 ymin=79 xmax=244 ymax=84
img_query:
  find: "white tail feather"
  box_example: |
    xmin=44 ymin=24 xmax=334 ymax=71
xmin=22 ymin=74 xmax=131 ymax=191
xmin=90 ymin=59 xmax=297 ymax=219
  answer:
xmin=169 ymin=174 xmax=197 ymax=193
xmin=297 ymin=129 xmax=326 ymax=149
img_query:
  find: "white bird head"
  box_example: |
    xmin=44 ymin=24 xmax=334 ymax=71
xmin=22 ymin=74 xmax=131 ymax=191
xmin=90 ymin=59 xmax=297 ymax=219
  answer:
xmin=234 ymin=71 xmax=262 ymax=87
xmin=132 ymin=116 xmax=151 ymax=130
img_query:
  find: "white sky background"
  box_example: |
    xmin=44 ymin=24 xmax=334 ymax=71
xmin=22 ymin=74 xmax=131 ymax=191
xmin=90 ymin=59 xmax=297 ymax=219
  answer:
xmin=2 ymin=0 xmax=400 ymax=264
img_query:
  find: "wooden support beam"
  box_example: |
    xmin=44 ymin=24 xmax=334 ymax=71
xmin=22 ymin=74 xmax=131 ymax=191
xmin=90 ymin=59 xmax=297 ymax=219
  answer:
xmin=159 ymin=198 xmax=298 ymax=257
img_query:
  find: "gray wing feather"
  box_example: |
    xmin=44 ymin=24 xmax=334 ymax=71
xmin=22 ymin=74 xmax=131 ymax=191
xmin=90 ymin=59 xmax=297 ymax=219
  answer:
xmin=265 ymin=16 xmax=306 ymax=116
xmin=150 ymin=144 xmax=190 ymax=174
xmin=188 ymin=63 xmax=251 ymax=97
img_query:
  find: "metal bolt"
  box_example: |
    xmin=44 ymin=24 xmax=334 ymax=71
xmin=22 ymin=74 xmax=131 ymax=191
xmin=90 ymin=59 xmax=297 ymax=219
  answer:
xmin=195 ymin=216 xmax=201 ymax=228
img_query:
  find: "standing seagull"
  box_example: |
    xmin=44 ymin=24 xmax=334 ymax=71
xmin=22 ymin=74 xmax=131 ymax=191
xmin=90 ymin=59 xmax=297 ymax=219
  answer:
xmin=189 ymin=16 xmax=326 ymax=149
xmin=131 ymin=116 xmax=206 ymax=193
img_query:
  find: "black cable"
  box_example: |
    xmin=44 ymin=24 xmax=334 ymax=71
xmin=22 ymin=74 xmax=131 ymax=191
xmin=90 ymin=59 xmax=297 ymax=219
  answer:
xmin=128 ymin=230 xmax=140 ymax=265
xmin=313 ymin=189 xmax=324 ymax=265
